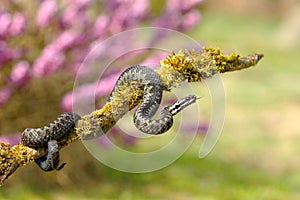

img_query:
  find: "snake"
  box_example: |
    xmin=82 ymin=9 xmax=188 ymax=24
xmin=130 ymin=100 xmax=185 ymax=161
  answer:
xmin=21 ymin=65 xmax=198 ymax=171
xmin=21 ymin=112 xmax=81 ymax=171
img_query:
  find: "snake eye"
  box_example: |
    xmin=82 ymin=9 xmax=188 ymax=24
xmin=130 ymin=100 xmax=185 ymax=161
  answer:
xmin=24 ymin=128 xmax=33 ymax=132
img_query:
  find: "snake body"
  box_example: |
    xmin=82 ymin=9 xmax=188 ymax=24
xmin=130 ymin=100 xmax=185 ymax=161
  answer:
xmin=21 ymin=112 xmax=81 ymax=171
xmin=108 ymin=65 xmax=197 ymax=134
xmin=133 ymin=94 xmax=197 ymax=134
xmin=21 ymin=65 xmax=197 ymax=171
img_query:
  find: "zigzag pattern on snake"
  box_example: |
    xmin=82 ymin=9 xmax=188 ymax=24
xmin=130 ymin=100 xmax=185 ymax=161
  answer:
xmin=21 ymin=65 xmax=198 ymax=171
xmin=107 ymin=65 xmax=198 ymax=135
xmin=21 ymin=113 xmax=81 ymax=171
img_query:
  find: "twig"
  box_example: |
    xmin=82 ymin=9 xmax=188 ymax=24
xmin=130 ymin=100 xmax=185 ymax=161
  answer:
xmin=0 ymin=47 xmax=263 ymax=185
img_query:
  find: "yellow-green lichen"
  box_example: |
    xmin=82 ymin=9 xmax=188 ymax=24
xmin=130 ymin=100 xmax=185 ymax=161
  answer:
xmin=76 ymin=81 xmax=145 ymax=140
xmin=0 ymin=142 xmax=39 ymax=184
xmin=158 ymin=47 xmax=263 ymax=85
xmin=0 ymin=46 xmax=264 ymax=185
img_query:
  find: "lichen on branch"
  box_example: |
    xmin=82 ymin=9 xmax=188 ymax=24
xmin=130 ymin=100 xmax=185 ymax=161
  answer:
xmin=0 ymin=46 xmax=263 ymax=185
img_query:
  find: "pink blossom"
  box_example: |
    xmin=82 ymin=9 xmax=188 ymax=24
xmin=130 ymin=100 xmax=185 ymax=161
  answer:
xmin=153 ymin=0 xmax=202 ymax=29
xmin=74 ymin=0 xmax=91 ymax=10
xmin=165 ymin=0 xmax=180 ymax=12
xmin=95 ymin=73 xmax=120 ymax=97
xmin=61 ymin=82 xmax=99 ymax=111
xmin=8 ymin=12 xmax=26 ymax=36
xmin=178 ymin=10 xmax=201 ymax=31
xmin=61 ymin=0 xmax=91 ymax=25
xmin=0 ymin=42 xmax=14 ymax=66
xmin=0 ymin=133 xmax=21 ymax=146
xmin=61 ymin=92 xmax=73 ymax=111
xmin=152 ymin=14 xmax=180 ymax=29
xmin=0 ymin=11 xmax=11 ymax=39
xmin=63 ymin=0 xmax=91 ymax=10
xmin=181 ymin=0 xmax=204 ymax=13
xmin=36 ymin=0 xmax=58 ymax=28
xmin=32 ymin=45 xmax=65 ymax=77
xmin=1 ymin=0 xmax=203 ymax=120
xmin=9 ymin=61 xmax=31 ymax=87
xmin=129 ymin=0 xmax=149 ymax=19
xmin=106 ymin=0 xmax=150 ymax=33
xmin=59 ymin=4 xmax=89 ymax=28
xmin=121 ymin=133 xmax=138 ymax=146
xmin=166 ymin=0 xmax=203 ymax=13
xmin=95 ymin=135 xmax=112 ymax=149
xmin=53 ymin=30 xmax=80 ymax=50
xmin=61 ymin=72 xmax=120 ymax=111
xmin=0 ymin=86 xmax=12 ymax=106
xmin=93 ymin=14 xmax=110 ymax=38
xmin=104 ymin=0 xmax=123 ymax=11
xmin=182 ymin=122 xmax=209 ymax=135
xmin=142 ymin=53 xmax=168 ymax=67
xmin=108 ymin=128 xmax=138 ymax=146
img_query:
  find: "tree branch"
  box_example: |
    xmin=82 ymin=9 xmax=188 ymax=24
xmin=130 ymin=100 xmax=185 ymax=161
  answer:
xmin=0 ymin=47 xmax=263 ymax=185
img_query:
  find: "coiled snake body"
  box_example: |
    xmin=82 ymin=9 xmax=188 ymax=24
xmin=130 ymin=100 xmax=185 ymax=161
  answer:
xmin=21 ymin=65 xmax=198 ymax=171
xmin=21 ymin=113 xmax=81 ymax=171
xmin=108 ymin=65 xmax=197 ymax=134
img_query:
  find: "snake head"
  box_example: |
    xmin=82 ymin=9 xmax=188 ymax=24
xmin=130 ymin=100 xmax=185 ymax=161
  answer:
xmin=166 ymin=94 xmax=198 ymax=116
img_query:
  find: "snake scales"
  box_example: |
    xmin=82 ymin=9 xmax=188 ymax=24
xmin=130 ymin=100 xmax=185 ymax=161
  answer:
xmin=21 ymin=65 xmax=198 ymax=171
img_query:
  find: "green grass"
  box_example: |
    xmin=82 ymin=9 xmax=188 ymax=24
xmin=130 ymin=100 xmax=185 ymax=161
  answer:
xmin=2 ymin=10 xmax=300 ymax=200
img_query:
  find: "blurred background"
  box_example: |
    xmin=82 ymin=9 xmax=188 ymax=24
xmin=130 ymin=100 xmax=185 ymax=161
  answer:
xmin=1 ymin=0 xmax=300 ymax=199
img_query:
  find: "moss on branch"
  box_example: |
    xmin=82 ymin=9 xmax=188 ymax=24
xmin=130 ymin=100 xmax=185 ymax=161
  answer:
xmin=0 ymin=46 xmax=263 ymax=185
